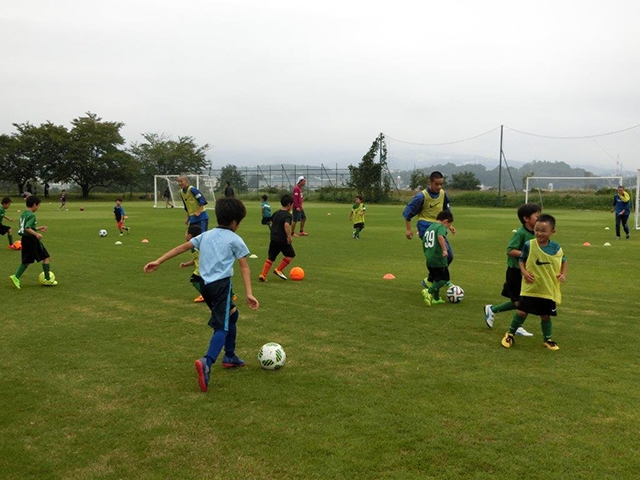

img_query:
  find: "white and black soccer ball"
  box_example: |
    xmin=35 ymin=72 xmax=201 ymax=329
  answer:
xmin=99 ymin=229 xmax=108 ymax=237
xmin=258 ymin=342 xmax=286 ymax=370
xmin=446 ymin=285 xmax=464 ymax=303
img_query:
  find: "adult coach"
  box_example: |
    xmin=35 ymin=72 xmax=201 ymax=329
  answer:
xmin=611 ymin=185 xmax=631 ymax=239
xmin=403 ymin=171 xmax=456 ymax=261
xmin=291 ymin=176 xmax=308 ymax=236
xmin=177 ymin=175 xmax=209 ymax=232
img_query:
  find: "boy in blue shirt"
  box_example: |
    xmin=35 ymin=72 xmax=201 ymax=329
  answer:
xmin=177 ymin=175 xmax=209 ymax=232
xmin=144 ymin=198 xmax=259 ymax=392
xmin=611 ymin=185 xmax=631 ymax=239
xmin=260 ymin=194 xmax=272 ymax=226
xmin=114 ymin=198 xmax=130 ymax=236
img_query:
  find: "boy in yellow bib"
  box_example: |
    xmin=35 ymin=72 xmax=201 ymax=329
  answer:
xmin=501 ymin=214 xmax=567 ymax=351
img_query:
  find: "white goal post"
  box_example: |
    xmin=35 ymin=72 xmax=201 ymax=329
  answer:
xmin=153 ymin=175 xmax=218 ymax=209
xmin=524 ymin=176 xmax=623 ymax=204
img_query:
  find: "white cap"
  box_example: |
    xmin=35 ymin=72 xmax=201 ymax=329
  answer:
xmin=297 ymin=176 xmax=306 ymax=183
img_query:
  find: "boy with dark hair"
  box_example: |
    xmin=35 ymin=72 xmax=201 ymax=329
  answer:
xmin=260 ymin=194 xmax=272 ymax=226
xmin=1 ymin=197 xmax=18 ymax=249
xmin=114 ymin=198 xmax=130 ymax=236
xmin=421 ymin=210 xmax=454 ymax=306
xmin=501 ymin=214 xmax=567 ymax=351
xmin=144 ymin=197 xmax=259 ymax=392
xmin=259 ymin=194 xmax=295 ymax=281
xmin=179 ymin=224 xmax=205 ymax=303
xmin=58 ymin=189 xmax=67 ymax=211
xmin=349 ymin=195 xmax=366 ymax=239
xmin=10 ymin=196 xmax=57 ymax=288
xmin=484 ymin=203 xmax=541 ymax=337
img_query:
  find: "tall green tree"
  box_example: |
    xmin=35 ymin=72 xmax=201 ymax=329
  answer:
xmin=0 ymin=133 xmax=29 ymax=194
xmin=348 ymin=133 xmax=390 ymax=202
xmin=13 ymin=121 xmax=69 ymax=186
xmin=218 ymin=164 xmax=247 ymax=193
xmin=57 ymin=112 xmax=134 ymax=198
xmin=129 ymin=133 xmax=210 ymax=190
xmin=449 ymin=171 xmax=481 ymax=190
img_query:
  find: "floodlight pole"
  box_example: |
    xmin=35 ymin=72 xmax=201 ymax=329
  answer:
xmin=498 ymin=125 xmax=504 ymax=206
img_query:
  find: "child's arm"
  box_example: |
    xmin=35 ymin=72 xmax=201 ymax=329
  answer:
xmin=557 ymin=259 xmax=567 ymax=282
xmin=179 ymin=259 xmax=195 ymax=269
xmin=349 ymin=211 xmax=353 ymax=221
xmin=237 ymin=256 xmax=259 ymax=310
xmin=438 ymin=234 xmax=449 ymax=258
xmin=519 ymin=259 xmax=534 ymax=283
xmin=284 ymin=221 xmax=292 ymax=244
xmin=3 ymin=215 xmax=12 ymax=222
xmin=144 ymin=241 xmax=193 ymax=273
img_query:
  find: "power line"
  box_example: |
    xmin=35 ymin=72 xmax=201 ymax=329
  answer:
xmin=504 ymin=124 xmax=640 ymax=140
xmin=384 ymin=127 xmax=500 ymax=146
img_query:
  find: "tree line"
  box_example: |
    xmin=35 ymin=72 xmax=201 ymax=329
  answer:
xmin=0 ymin=112 xmax=212 ymax=198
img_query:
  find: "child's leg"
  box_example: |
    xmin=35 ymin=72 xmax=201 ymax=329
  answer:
xmin=491 ymin=301 xmax=517 ymax=313
xmin=615 ymin=215 xmax=622 ymax=237
xmin=622 ymin=214 xmax=630 ymax=235
xmin=204 ymin=329 xmax=227 ymax=366
xmin=260 ymin=259 xmax=273 ymax=278
xmin=7 ymin=229 xmax=13 ymax=246
xmin=508 ymin=310 xmax=527 ymax=334
xmin=540 ymin=315 xmax=553 ymax=341
xmin=276 ymin=256 xmax=292 ymax=273
xmin=428 ymin=280 xmax=448 ymax=300
xmin=223 ymin=309 xmax=240 ymax=357
xmin=43 ymin=258 xmax=52 ymax=280
xmin=15 ymin=263 xmax=28 ymax=278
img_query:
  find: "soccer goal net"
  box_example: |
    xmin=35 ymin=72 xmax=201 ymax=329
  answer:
xmin=153 ymin=175 xmax=218 ymax=209
xmin=524 ymin=176 xmax=623 ymax=207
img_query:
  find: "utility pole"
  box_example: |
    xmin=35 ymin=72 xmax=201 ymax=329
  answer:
xmin=498 ymin=125 xmax=504 ymax=206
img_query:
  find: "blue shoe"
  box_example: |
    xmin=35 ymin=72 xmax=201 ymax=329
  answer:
xmin=222 ymin=355 xmax=246 ymax=368
xmin=194 ymin=357 xmax=211 ymax=392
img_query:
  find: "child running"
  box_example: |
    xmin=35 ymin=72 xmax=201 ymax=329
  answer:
xmin=258 ymin=194 xmax=295 ymax=281
xmin=143 ymin=197 xmax=258 ymax=392
xmin=1 ymin=197 xmax=18 ymax=250
xmin=483 ymin=203 xmax=541 ymax=337
xmin=114 ymin=198 xmax=130 ymax=236
xmin=58 ymin=190 xmax=68 ymax=211
xmin=421 ymin=210 xmax=454 ymax=306
xmin=260 ymin=195 xmax=272 ymax=226
xmin=10 ymin=196 xmax=57 ymax=288
xmin=501 ymin=214 xmax=567 ymax=351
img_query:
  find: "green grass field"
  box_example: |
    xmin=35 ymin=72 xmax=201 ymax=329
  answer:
xmin=2 ymin=200 xmax=639 ymax=479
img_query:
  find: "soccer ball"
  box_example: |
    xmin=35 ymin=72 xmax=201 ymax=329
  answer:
xmin=38 ymin=271 xmax=56 ymax=284
xmin=290 ymin=267 xmax=305 ymax=281
xmin=99 ymin=229 xmax=108 ymax=237
xmin=446 ymin=285 xmax=464 ymax=303
xmin=258 ymin=343 xmax=286 ymax=370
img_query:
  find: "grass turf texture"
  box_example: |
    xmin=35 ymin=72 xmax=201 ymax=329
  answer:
xmin=1 ymin=201 xmax=639 ymax=479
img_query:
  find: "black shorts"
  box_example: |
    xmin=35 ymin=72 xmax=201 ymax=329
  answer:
xmin=268 ymin=241 xmax=296 ymax=262
xmin=20 ymin=235 xmax=50 ymax=264
xmin=427 ymin=266 xmax=450 ymax=283
xmin=202 ymin=277 xmax=236 ymax=330
xmin=293 ymin=209 xmax=306 ymax=222
xmin=518 ymin=296 xmax=558 ymax=317
xmin=261 ymin=216 xmax=272 ymax=225
xmin=501 ymin=267 xmax=522 ymax=303
xmin=0 ymin=224 xmax=10 ymax=235
xmin=353 ymin=222 xmax=365 ymax=230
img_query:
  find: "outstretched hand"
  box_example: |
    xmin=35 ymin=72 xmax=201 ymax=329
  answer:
xmin=143 ymin=261 xmax=160 ymax=273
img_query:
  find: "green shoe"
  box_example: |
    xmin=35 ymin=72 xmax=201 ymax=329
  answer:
xmin=432 ymin=298 xmax=446 ymax=305
xmin=9 ymin=275 xmax=20 ymax=289
xmin=41 ymin=278 xmax=58 ymax=286
xmin=422 ymin=288 xmax=432 ymax=306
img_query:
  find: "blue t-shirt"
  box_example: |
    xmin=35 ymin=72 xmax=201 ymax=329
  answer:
xmin=189 ymin=227 xmax=250 ymax=284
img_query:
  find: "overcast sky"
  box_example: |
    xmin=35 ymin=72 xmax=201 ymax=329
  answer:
xmin=2 ymin=0 xmax=639 ymax=172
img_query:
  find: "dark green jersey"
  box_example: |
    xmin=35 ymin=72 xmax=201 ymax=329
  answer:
xmin=506 ymin=226 xmax=535 ymax=269
xmin=422 ymin=222 xmax=448 ymax=268
xmin=0 ymin=205 xmax=5 ymax=225
xmin=18 ymin=210 xmax=37 ymax=236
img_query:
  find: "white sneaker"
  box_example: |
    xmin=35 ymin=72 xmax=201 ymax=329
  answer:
xmin=484 ymin=305 xmax=495 ymax=328
xmin=515 ymin=327 xmax=533 ymax=337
